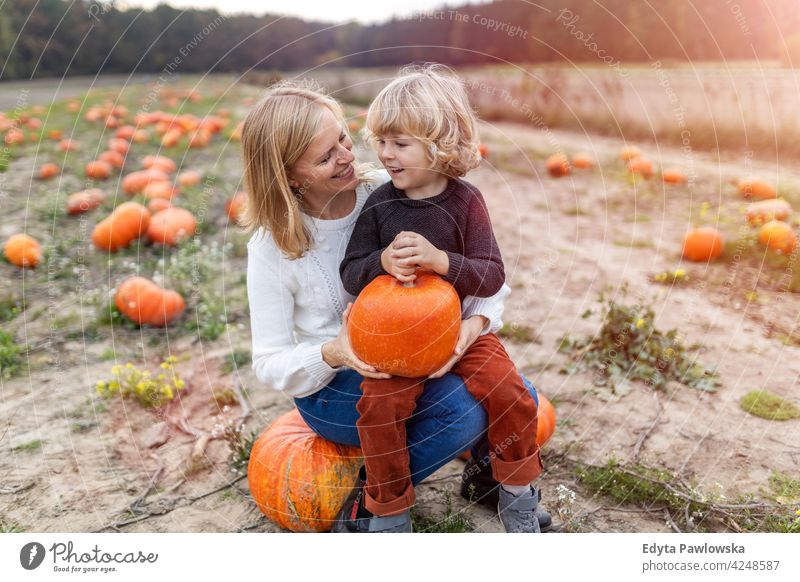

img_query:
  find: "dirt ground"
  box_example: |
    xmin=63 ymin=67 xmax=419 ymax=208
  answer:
xmin=1 ymin=80 xmax=799 ymax=533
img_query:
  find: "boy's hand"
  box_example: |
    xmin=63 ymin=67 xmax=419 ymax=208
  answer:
xmin=389 ymin=231 xmax=449 ymax=276
xmin=381 ymin=245 xmax=417 ymax=283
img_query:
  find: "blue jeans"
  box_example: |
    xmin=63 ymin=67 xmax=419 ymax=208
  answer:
xmin=294 ymin=369 xmax=539 ymax=485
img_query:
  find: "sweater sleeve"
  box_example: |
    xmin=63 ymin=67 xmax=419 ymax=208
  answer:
xmin=442 ymin=189 xmax=506 ymax=298
xmin=339 ymin=196 xmax=387 ymax=296
xmin=247 ymin=233 xmax=339 ymax=398
xmin=462 ymin=282 xmax=510 ymax=335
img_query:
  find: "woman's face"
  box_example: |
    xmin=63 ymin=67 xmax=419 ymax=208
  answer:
xmin=288 ymin=107 xmax=358 ymax=204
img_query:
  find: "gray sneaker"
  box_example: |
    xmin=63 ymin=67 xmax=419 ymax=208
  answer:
xmin=498 ymin=485 xmax=542 ymax=533
xmin=367 ymin=511 xmax=412 ymax=533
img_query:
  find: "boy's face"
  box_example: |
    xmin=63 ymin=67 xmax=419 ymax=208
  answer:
xmin=376 ymin=134 xmax=438 ymax=193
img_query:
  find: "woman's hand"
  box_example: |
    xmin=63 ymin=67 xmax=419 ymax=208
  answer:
xmin=322 ymin=303 xmax=392 ymax=380
xmin=427 ymin=315 xmax=488 ymax=379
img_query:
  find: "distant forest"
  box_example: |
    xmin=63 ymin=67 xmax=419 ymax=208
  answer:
xmin=2 ymin=0 xmax=800 ymax=80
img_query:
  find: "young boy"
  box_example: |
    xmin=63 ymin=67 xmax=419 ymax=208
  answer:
xmin=339 ymin=64 xmax=545 ymax=533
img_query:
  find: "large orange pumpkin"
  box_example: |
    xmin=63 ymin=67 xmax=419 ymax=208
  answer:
xmin=758 ymin=220 xmax=797 ymax=254
xmin=115 ymin=276 xmax=185 ymax=327
xmin=248 ymin=409 xmax=363 ymax=533
xmin=682 ymin=227 xmax=724 ymax=262
xmin=4 ymin=234 xmax=42 ymax=268
xmin=92 ymin=202 xmax=151 ymax=251
xmin=147 ymin=207 xmax=197 ymax=246
xmin=347 ymin=272 xmax=461 ymax=378
xmin=37 ymin=163 xmax=60 ymax=180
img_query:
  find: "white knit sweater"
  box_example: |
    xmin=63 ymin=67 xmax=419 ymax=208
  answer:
xmin=247 ymin=170 xmax=511 ymax=398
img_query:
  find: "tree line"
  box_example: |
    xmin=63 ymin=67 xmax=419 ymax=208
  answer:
xmin=1 ymin=0 xmax=799 ymax=81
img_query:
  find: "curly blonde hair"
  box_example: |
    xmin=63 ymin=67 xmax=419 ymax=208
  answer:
xmin=364 ymin=63 xmax=481 ymax=178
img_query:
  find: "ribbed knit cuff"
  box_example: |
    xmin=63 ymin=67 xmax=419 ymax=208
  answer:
xmin=302 ymin=343 xmax=340 ymax=384
xmin=463 ymin=296 xmax=493 ymax=334
xmin=366 ymin=249 xmax=388 ymax=281
xmin=443 ymin=251 xmax=465 ymax=288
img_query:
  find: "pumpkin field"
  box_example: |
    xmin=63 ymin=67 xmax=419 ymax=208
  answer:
xmin=1 ymin=72 xmax=799 ymax=534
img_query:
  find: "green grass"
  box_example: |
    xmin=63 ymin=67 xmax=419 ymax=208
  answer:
xmin=11 ymin=439 xmax=42 ymax=452
xmin=221 ymin=349 xmax=251 ymax=374
xmin=410 ymin=491 xmax=473 ymax=533
xmin=768 ymin=471 xmax=800 ymax=501
xmin=740 ymin=390 xmax=800 ymax=420
xmin=0 ymin=518 xmax=24 ymax=533
xmin=497 ymin=323 xmax=538 ymax=343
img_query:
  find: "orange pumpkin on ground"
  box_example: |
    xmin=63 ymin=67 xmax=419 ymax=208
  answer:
xmin=92 ymin=202 xmax=151 ymax=251
xmin=348 ymin=272 xmax=461 ymax=378
xmin=85 ymin=160 xmax=113 ymax=180
xmin=477 ymin=143 xmax=489 ymax=159
xmin=67 ymin=189 xmax=106 ymax=215
xmin=37 ymin=163 xmax=60 ymax=180
xmin=758 ymin=220 xmax=797 ymax=254
xmin=48 ymin=129 xmax=63 ymax=141
xmin=662 ymin=168 xmax=687 ymax=184
xmin=627 ymin=157 xmax=654 ymax=179
xmin=58 ymin=139 xmax=79 ymax=152
xmin=147 ymin=198 xmax=172 ymax=214
xmin=142 ymin=155 xmax=177 ymax=174
xmin=248 ymin=408 xmax=363 ymax=533
xmin=147 ymin=207 xmax=197 ymax=246
xmin=226 ymin=191 xmax=247 ymax=223
xmin=571 ymin=153 xmax=595 ymax=169
xmin=115 ymin=125 xmax=136 ymax=140
xmin=4 ymin=234 xmax=42 ymax=268
xmin=141 ymin=181 xmax=180 ymax=200
xmin=738 ymin=179 xmax=776 ymax=200
xmin=98 ymin=150 xmax=125 ymax=169
xmin=682 ymin=227 xmax=724 ymax=262
xmin=177 ymin=170 xmax=201 ymax=187
xmin=745 ymin=199 xmax=792 ymax=225
xmin=5 ymin=129 xmax=26 ymax=145
xmin=546 ymin=153 xmax=570 ymax=177
xmin=121 ymin=169 xmax=171 ymax=195
xmin=619 ymin=145 xmax=642 ymax=161
xmin=108 ymin=138 xmax=129 ymax=155
xmin=115 ymin=276 xmax=185 ymax=327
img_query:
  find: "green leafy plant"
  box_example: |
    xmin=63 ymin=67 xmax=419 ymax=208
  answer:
xmin=0 ymin=330 xmax=22 ymax=379
xmin=558 ymin=293 xmax=719 ymax=398
xmin=410 ymin=490 xmax=473 ymax=533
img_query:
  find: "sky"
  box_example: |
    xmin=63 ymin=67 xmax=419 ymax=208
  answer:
xmin=119 ymin=0 xmax=486 ymax=23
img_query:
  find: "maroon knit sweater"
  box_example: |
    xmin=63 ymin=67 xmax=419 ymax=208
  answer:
xmin=339 ymin=177 xmax=505 ymax=300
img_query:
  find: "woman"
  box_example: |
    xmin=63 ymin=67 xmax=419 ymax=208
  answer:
xmin=242 ymin=82 xmax=550 ymax=533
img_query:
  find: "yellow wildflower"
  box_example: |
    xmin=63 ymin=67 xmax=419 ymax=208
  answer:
xmin=635 ymin=318 xmax=645 ymax=329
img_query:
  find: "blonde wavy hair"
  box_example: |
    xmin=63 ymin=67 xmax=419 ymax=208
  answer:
xmin=240 ymin=81 xmax=369 ymax=259
xmin=365 ymin=63 xmax=481 ymax=178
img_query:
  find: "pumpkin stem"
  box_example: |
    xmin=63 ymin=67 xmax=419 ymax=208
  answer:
xmin=402 ymin=281 xmax=415 ymax=288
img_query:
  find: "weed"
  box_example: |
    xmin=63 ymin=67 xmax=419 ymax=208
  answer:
xmin=96 ymin=356 xmax=186 ymax=408
xmin=558 ymin=292 xmax=720 ymax=398
xmin=497 ymin=324 xmax=538 ymax=344
xmin=211 ymin=405 xmax=257 ymax=475
xmin=221 ymin=349 xmax=251 ymax=374
xmin=0 ymin=330 xmax=22 ymax=379
xmin=410 ymin=490 xmax=473 ymax=533
xmin=12 ymin=439 xmax=42 ymax=452
xmin=740 ymin=390 xmax=800 ymax=420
